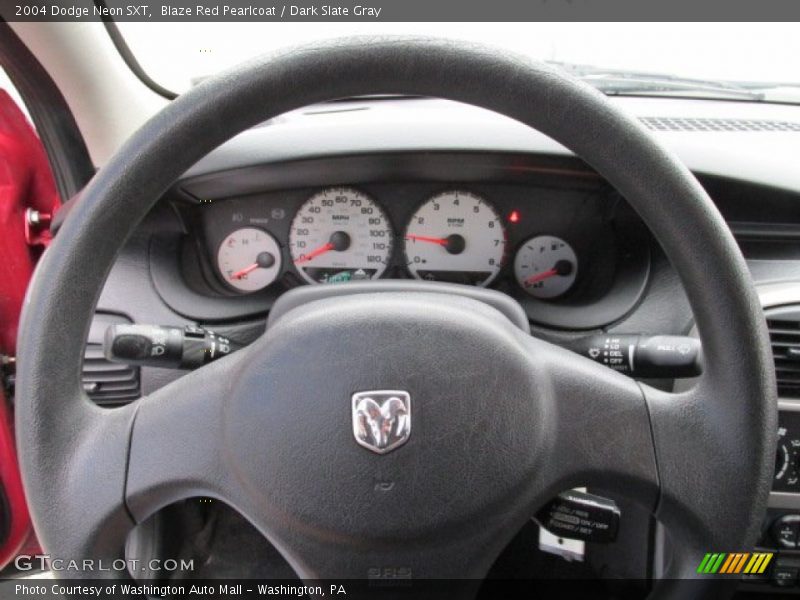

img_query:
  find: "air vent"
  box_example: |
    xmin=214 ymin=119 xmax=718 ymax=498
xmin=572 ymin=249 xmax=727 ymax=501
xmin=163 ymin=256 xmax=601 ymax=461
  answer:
xmin=83 ymin=313 xmax=140 ymax=406
xmin=767 ymin=310 xmax=800 ymax=398
xmin=640 ymin=117 xmax=800 ymax=133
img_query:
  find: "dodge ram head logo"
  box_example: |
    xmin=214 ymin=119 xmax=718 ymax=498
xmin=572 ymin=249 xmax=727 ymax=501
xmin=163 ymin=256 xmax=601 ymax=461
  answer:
xmin=352 ymin=390 xmax=411 ymax=454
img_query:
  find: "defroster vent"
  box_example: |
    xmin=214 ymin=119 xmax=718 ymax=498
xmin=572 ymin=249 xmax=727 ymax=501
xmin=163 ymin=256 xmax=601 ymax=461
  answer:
xmin=640 ymin=117 xmax=800 ymax=133
xmin=83 ymin=313 xmax=140 ymax=405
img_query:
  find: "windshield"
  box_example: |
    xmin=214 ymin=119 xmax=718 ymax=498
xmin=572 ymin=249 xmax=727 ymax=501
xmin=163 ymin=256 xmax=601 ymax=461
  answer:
xmin=117 ymin=22 xmax=800 ymax=102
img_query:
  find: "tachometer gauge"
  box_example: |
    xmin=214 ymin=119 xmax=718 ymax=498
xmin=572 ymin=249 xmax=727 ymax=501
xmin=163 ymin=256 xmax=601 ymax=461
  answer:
xmin=217 ymin=228 xmax=282 ymax=293
xmin=289 ymin=188 xmax=393 ymax=284
xmin=514 ymin=235 xmax=578 ymax=299
xmin=404 ymin=191 xmax=506 ymax=286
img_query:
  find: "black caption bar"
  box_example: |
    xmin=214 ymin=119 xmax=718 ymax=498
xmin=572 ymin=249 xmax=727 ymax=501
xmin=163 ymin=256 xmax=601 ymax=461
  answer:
xmin=0 ymin=577 xmax=725 ymax=598
xmin=3 ymin=0 xmax=800 ymax=22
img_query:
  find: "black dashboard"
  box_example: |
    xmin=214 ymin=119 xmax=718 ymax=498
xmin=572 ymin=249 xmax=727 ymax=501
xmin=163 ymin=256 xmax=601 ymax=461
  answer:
xmin=107 ymin=95 xmax=799 ymax=353
xmin=92 ymin=139 xmax=800 ymax=385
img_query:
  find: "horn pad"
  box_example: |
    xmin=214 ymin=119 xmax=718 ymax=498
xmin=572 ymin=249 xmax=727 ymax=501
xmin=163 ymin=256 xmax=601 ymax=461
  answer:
xmin=223 ymin=292 xmax=547 ymax=542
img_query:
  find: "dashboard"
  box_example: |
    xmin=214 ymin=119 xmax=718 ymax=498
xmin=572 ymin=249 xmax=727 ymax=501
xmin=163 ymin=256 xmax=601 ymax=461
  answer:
xmin=87 ymin=95 xmax=800 ymax=362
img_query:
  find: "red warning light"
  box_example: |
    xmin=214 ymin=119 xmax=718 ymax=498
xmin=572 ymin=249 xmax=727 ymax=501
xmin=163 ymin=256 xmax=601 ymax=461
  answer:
xmin=508 ymin=210 xmax=521 ymax=224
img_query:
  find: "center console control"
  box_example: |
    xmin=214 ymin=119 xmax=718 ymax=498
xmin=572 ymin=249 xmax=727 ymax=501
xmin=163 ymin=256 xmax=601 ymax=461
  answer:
xmin=775 ymin=410 xmax=800 ymax=493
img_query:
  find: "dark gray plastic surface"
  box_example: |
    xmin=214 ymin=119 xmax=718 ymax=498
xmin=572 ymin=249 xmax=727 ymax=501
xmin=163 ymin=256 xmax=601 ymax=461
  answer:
xmin=267 ymin=280 xmax=530 ymax=332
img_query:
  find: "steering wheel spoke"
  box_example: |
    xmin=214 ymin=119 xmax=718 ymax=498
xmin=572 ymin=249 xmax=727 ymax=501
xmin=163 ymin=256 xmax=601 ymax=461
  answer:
xmin=125 ymin=351 xmax=249 ymax=522
xmin=23 ymin=401 xmax=138 ymax=575
xmin=524 ymin=337 xmax=660 ymax=509
xmin=643 ymin=379 xmax=776 ymax=580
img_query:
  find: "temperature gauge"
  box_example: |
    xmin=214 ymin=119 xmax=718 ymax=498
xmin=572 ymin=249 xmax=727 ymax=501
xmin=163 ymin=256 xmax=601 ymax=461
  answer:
xmin=217 ymin=228 xmax=282 ymax=293
xmin=514 ymin=235 xmax=578 ymax=299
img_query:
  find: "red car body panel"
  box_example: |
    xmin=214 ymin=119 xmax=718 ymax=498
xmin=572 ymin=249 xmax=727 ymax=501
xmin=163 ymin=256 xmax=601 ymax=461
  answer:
xmin=0 ymin=88 xmax=61 ymax=567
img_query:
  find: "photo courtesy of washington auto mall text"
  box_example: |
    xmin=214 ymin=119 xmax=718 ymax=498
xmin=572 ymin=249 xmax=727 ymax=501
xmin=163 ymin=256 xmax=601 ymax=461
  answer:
xmin=12 ymin=583 xmax=347 ymax=597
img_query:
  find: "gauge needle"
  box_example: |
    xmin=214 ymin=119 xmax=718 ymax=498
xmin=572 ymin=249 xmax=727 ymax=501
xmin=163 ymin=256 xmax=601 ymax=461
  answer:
xmin=230 ymin=252 xmax=277 ymax=279
xmin=294 ymin=242 xmax=335 ymax=264
xmin=524 ymin=260 xmax=574 ymax=286
xmin=524 ymin=268 xmax=558 ymax=286
xmin=295 ymin=232 xmax=352 ymax=265
xmin=405 ymin=234 xmax=448 ymax=246
xmin=406 ymin=234 xmax=466 ymax=255
xmin=231 ymin=263 xmax=260 ymax=280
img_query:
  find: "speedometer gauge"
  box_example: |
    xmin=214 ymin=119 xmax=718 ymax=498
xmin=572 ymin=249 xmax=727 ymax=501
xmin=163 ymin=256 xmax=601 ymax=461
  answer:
xmin=404 ymin=191 xmax=506 ymax=286
xmin=289 ymin=188 xmax=393 ymax=284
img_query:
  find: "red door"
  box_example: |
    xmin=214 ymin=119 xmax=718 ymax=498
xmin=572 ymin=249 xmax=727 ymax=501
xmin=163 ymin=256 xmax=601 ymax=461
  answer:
xmin=0 ymin=88 xmax=61 ymax=568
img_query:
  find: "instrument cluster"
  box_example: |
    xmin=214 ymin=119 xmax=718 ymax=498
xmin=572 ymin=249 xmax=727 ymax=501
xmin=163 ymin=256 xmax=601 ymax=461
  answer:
xmin=210 ymin=186 xmax=583 ymax=299
xmin=196 ymin=182 xmax=650 ymax=328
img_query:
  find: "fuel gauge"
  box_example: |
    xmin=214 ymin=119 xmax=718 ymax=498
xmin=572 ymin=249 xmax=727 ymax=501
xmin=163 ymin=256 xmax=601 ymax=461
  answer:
xmin=514 ymin=235 xmax=578 ymax=299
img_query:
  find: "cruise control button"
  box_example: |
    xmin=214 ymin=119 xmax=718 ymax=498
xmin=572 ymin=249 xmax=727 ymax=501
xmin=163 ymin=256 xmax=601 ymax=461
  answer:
xmin=772 ymin=557 xmax=800 ymax=587
xmin=773 ymin=567 xmax=798 ymax=587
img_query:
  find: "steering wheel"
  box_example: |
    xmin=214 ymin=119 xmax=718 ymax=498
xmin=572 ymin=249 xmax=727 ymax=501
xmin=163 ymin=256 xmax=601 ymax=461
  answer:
xmin=16 ymin=38 xmax=776 ymax=596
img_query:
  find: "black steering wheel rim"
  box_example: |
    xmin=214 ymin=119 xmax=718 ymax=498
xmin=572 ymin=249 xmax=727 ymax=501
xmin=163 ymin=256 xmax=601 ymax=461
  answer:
xmin=15 ymin=37 xmax=776 ymax=595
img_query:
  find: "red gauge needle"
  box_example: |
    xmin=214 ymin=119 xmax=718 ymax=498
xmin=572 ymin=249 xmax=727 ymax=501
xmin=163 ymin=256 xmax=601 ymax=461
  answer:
xmin=230 ymin=252 xmax=277 ymax=279
xmin=231 ymin=263 xmax=260 ymax=280
xmin=405 ymin=234 xmax=448 ymax=246
xmin=406 ymin=233 xmax=466 ymax=255
xmin=295 ymin=231 xmax=352 ymax=265
xmin=524 ymin=260 xmax=574 ymax=286
xmin=294 ymin=242 xmax=335 ymax=265
xmin=524 ymin=268 xmax=558 ymax=286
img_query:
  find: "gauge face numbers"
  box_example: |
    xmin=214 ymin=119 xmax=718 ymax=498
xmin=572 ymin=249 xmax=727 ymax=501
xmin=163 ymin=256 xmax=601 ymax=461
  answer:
xmin=514 ymin=235 xmax=578 ymax=299
xmin=404 ymin=191 xmax=506 ymax=286
xmin=776 ymin=440 xmax=793 ymax=483
xmin=289 ymin=188 xmax=393 ymax=284
xmin=217 ymin=228 xmax=282 ymax=293
xmin=775 ymin=427 xmax=800 ymax=490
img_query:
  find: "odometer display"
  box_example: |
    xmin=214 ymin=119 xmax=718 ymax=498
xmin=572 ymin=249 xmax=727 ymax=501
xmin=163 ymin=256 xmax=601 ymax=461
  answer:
xmin=404 ymin=191 xmax=506 ymax=286
xmin=289 ymin=188 xmax=393 ymax=284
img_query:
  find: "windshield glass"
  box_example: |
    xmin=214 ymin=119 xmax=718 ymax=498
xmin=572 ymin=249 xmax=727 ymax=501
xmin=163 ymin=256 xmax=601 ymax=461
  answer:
xmin=117 ymin=22 xmax=800 ymax=102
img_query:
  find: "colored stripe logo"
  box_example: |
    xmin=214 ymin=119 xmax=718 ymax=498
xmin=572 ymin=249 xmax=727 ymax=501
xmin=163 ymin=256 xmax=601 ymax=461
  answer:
xmin=697 ymin=552 xmax=773 ymax=574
